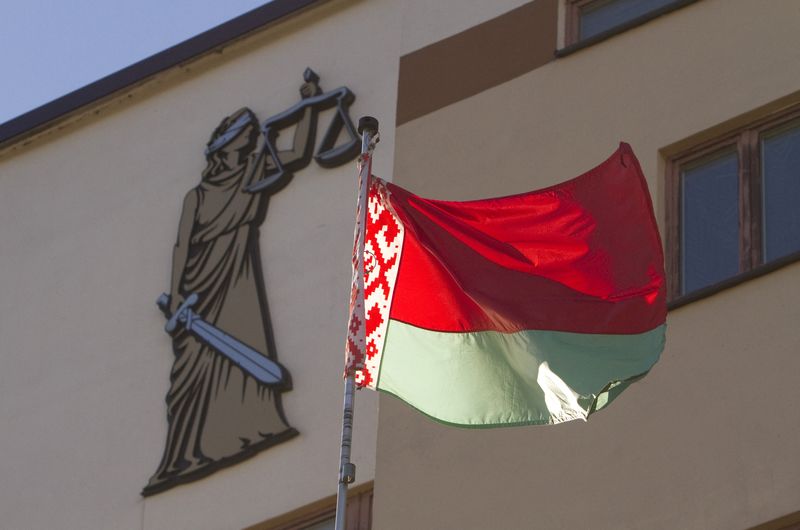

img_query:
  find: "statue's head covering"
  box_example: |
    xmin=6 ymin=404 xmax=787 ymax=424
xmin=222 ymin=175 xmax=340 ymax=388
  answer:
xmin=201 ymin=108 xmax=260 ymax=185
xmin=205 ymin=108 xmax=258 ymax=156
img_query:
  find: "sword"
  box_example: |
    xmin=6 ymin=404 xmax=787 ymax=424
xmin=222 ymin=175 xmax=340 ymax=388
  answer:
xmin=156 ymin=293 xmax=285 ymax=385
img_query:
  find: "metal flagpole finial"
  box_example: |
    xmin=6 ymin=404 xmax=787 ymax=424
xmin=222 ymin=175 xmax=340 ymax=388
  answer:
xmin=357 ymin=116 xmax=379 ymax=136
xmin=358 ymin=116 xmax=380 ymax=159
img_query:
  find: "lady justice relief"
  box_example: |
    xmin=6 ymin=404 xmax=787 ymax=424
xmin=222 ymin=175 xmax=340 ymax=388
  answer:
xmin=144 ymin=70 xmax=359 ymax=495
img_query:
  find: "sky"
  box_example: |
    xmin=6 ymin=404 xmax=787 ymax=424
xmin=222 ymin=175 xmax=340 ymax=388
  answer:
xmin=0 ymin=0 xmax=272 ymax=125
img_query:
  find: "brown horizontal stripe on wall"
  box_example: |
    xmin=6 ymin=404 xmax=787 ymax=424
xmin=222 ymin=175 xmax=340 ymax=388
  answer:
xmin=396 ymin=0 xmax=557 ymax=126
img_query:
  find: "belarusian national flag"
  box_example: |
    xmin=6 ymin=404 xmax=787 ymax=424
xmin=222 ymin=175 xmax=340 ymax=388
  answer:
xmin=345 ymin=143 xmax=666 ymax=427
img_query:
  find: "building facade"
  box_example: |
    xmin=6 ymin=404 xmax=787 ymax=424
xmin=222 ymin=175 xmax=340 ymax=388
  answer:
xmin=0 ymin=1 xmax=798 ymax=529
xmin=375 ymin=1 xmax=800 ymax=529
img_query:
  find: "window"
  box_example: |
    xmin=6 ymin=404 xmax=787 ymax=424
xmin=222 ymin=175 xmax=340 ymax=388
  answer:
xmin=666 ymin=108 xmax=800 ymax=301
xmin=563 ymin=0 xmax=697 ymax=50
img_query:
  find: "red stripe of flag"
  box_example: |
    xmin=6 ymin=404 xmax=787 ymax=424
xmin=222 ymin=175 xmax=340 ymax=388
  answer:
xmin=387 ymin=143 xmax=666 ymax=335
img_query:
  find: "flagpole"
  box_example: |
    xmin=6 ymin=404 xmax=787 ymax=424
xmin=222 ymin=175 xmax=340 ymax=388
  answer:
xmin=335 ymin=115 xmax=379 ymax=530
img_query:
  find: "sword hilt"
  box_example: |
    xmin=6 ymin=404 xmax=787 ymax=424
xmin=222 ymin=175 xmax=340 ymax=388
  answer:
xmin=158 ymin=292 xmax=199 ymax=333
xmin=156 ymin=293 xmax=170 ymax=313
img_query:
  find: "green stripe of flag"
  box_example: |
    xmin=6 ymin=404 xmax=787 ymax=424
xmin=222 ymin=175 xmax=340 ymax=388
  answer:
xmin=376 ymin=320 xmax=666 ymax=427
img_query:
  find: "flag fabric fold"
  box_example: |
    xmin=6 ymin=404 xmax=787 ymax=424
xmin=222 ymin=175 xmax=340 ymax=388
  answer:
xmin=345 ymin=143 xmax=666 ymax=427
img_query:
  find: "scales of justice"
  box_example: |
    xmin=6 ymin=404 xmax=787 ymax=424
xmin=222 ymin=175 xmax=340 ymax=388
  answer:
xmin=246 ymin=67 xmax=361 ymax=193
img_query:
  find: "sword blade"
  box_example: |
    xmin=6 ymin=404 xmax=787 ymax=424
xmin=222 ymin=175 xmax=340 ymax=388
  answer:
xmin=190 ymin=318 xmax=284 ymax=384
xmin=156 ymin=292 xmax=285 ymax=385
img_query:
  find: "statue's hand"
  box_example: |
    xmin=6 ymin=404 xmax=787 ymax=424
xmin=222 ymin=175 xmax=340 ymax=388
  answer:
xmin=299 ymin=81 xmax=320 ymax=99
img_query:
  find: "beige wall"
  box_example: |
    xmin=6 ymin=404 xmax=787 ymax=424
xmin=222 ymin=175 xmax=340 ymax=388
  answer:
xmin=375 ymin=0 xmax=800 ymax=528
xmin=0 ymin=1 xmax=401 ymax=529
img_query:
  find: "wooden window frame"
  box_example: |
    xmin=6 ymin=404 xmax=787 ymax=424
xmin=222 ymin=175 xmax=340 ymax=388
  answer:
xmin=666 ymin=105 xmax=800 ymax=305
xmin=559 ymin=0 xmax=699 ymax=57
xmin=564 ymin=0 xmax=594 ymax=48
xmin=245 ymin=481 xmax=373 ymax=530
xmin=748 ymin=508 xmax=800 ymax=530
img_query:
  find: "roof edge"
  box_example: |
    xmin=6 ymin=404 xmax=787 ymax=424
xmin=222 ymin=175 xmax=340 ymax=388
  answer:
xmin=0 ymin=0 xmax=324 ymax=150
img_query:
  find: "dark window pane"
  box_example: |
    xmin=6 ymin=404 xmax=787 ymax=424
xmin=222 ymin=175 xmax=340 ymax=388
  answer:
xmin=762 ymin=121 xmax=800 ymax=261
xmin=681 ymin=150 xmax=740 ymax=294
xmin=580 ymin=0 xmax=676 ymax=40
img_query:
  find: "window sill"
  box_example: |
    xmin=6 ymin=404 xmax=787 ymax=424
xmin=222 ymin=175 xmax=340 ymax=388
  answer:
xmin=667 ymin=249 xmax=800 ymax=310
xmin=555 ymin=0 xmax=699 ymax=59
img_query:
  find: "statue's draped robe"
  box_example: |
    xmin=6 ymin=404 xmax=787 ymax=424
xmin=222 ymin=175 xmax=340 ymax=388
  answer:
xmin=146 ymin=152 xmax=296 ymax=493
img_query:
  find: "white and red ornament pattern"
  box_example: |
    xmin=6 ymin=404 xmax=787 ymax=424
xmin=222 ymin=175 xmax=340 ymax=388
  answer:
xmin=345 ymin=175 xmax=404 ymax=389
